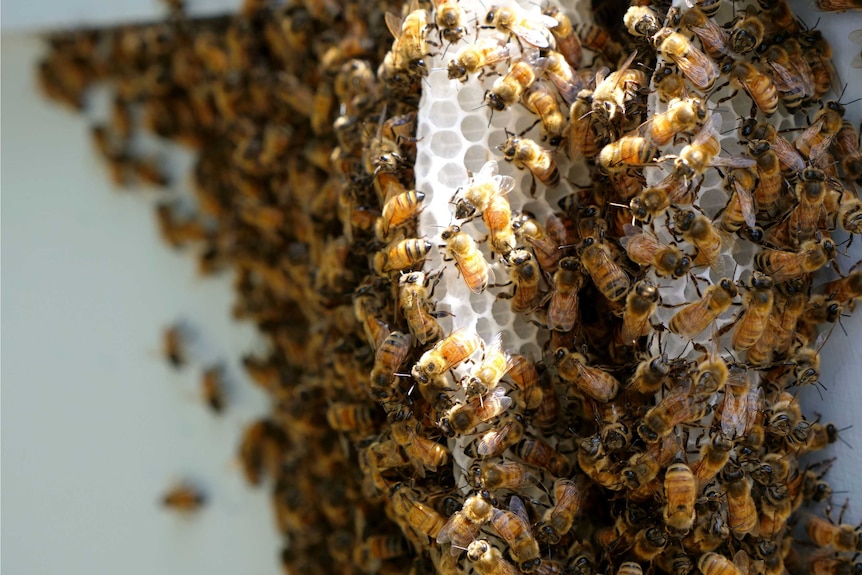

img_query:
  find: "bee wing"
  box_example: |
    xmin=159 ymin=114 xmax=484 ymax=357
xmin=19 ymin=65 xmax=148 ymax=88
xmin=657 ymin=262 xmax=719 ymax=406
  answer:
xmin=495 ymin=174 xmax=516 ymax=195
xmin=488 ymin=385 xmax=513 ymax=411
xmin=510 ymin=21 xmax=555 ymax=48
xmin=619 ymin=223 xmax=647 ymax=252
xmin=772 ymin=134 xmax=806 ymax=172
xmin=476 ymin=419 xmax=512 ymax=456
xmin=767 ymin=60 xmax=812 ymax=97
xmin=675 ymin=45 xmax=715 ymax=91
xmin=733 ymin=179 xmax=757 ymax=228
xmin=742 ymin=385 xmax=763 ymax=436
xmin=794 ymin=116 xmax=825 ymax=154
xmin=477 ymin=160 xmax=500 ymax=181
xmin=809 ymin=134 xmax=837 ymax=164
xmin=385 ymin=12 xmax=404 ymax=40
xmin=689 ymin=21 xmax=730 ymax=57
xmin=436 ymin=512 xmax=464 ymax=546
xmin=508 ymin=494 xmax=530 ymax=525
xmin=711 ymin=155 xmax=757 ymax=169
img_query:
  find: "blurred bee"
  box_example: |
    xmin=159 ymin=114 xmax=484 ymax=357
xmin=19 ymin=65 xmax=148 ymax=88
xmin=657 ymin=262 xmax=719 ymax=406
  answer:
xmin=547 ymin=256 xmax=585 ymax=332
xmin=390 ymin=418 xmax=449 ymax=477
xmin=437 ymin=494 xmax=494 ymax=553
xmin=618 ymin=280 xmax=661 ymax=346
xmin=466 ymin=413 xmax=526 ymax=458
xmin=638 ymin=385 xmax=712 ymax=442
xmin=554 ymin=348 xmax=620 ymax=402
xmin=592 ymin=52 xmax=647 ymax=124
xmin=483 ymin=4 xmax=559 ymax=48
xmin=543 ymin=5 xmax=582 ymax=68
xmin=620 ymin=225 xmax=692 ymax=278
xmin=399 ymin=272 xmax=444 ymax=346
xmin=374 ymin=238 xmax=433 ymax=275
xmin=717 ymin=60 xmax=779 ymax=117
xmin=795 ymin=100 xmax=847 ymax=161
xmin=514 ymin=435 xmax=572 ymax=476
xmin=820 ymin=270 xmax=862 ymax=309
xmin=431 ymin=0 xmax=466 ymax=44
xmin=598 ymin=135 xmax=660 ymax=173
xmin=500 ymin=249 xmax=543 ymax=314
xmin=412 ymin=328 xmax=482 ymax=386
xmin=624 ymin=6 xmax=662 ymax=39
xmin=512 ymin=212 xmax=565 ymax=271
xmin=472 ymin=460 xmax=537 ymax=491
xmin=759 ymin=0 xmax=802 ymax=37
xmin=663 ymin=462 xmax=697 ymax=535
xmin=680 ymin=7 xmax=730 ymax=61
xmin=379 ymin=189 xmax=425 ymax=239
xmin=391 ymin=484 xmax=447 ymax=542
xmin=575 ymin=22 xmax=623 ymax=62
xmin=762 ymin=41 xmax=816 ymax=113
xmin=809 ymin=552 xmax=862 ymax=575
xmin=441 ymin=225 xmax=491 ymax=294
xmin=578 ymin=236 xmax=631 ymax=302
xmin=699 ymin=552 xmax=743 ymax=575
xmin=467 ymin=540 xmax=520 ymax=575
xmin=498 ymin=133 xmax=559 ymax=196
xmin=672 ymin=209 xmax=725 ymax=272
xmin=490 ymin=498 xmax=541 ymax=573
xmin=440 ymin=386 xmax=513 ymax=437
xmin=653 ymin=27 xmax=718 ymax=92
xmin=754 ymin=237 xmax=835 ymax=283
xmin=523 ymin=82 xmax=566 ymax=146
xmin=669 ymin=278 xmax=737 ymax=339
xmin=162 ymin=482 xmax=205 ymax=513
xmin=537 ymin=477 xmax=586 ymax=544
xmin=654 ymin=64 xmax=689 ymax=103
xmin=833 ymin=121 xmax=862 ymax=183
xmin=543 ymin=49 xmax=582 ymax=106
xmin=384 ymin=9 xmax=430 ymax=74
xmin=568 ymin=90 xmax=600 ymax=160
xmin=730 ymin=273 xmax=775 ymax=351
xmin=816 ymin=0 xmax=862 ymax=11
xmin=369 ymin=331 xmax=412 ymax=400
xmin=642 ymin=97 xmax=708 ymax=147
xmin=162 ymin=323 xmax=186 ymax=369
xmin=447 ymin=36 xmax=511 ymax=82
xmin=326 ymin=402 xmax=375 ymax=433
xmin=353 ymin=535 xmax=409 ymax=573
xmin=201 ymin=366 xmax=226 ymax=413
xmin=462 ymin=335 xmax=512 ymax=398
xmin=807 ymin=511 xmax=862 ymax=551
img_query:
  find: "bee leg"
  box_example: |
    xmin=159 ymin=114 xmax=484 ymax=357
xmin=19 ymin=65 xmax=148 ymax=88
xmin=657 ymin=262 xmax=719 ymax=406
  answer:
xmin=430 ymin=310 xmax=455 ymax=318
xmin=714 ymin=87 xmax=737 ymax=109
xmin=529 ymin=173 xmax=537 ymax=197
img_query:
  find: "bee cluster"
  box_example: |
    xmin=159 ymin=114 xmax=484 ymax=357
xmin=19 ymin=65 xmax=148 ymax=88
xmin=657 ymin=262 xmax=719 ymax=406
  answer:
xmin=36 ymin=0 xmax=862 ymax=575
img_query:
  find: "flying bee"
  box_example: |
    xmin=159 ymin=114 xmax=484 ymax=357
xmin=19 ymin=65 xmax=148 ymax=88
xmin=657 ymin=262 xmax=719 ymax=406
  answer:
xmin=440 ymin=386 xmax=513 ymax=437
xmin=391 ymin=484 xmax=446 ymax=541
xmin=629 ymin=354 xmax=673 ymax=395
xmin=374 ymin=238 xmax=433 ymax=275
xmin=467 ymin=414 xmax=526 ymax=458
xmin=431 ymin=0 xmax=466 ymax=44
xmin=483 ymin=4 xmax=559 ymax=48
xmin=599 ymin=135 xmax=660 ymax=173
xmin=638 ymin=386 xmax=712 ymax=442
xmin=754 ymin=237 xmax=835 ymax=283
xmin=487 ymin=58 xmax=542 ymax=112
xmin=547 ymin=256 xmax=584 ymax=332
xmin=498 ymin=133 xmax=559 ymax=196
xmin=672 ymin=209 xmax=725 ymax=273
xmin=379 ymin=189 xmax=425 ymax=239
xmin=618 ymin=280 xmax=661 ymax=346
xmin=467 ymin=540 xmax=520 ymax=575
xmin=620 ymin=225 xmax=692 ymax=278
xmin=728 ymin=7 xmax=765 ymax=55
xmin=670 ymin=114 xmax=757 ymax=184
xmin=514 ymin=435 xmax=572 ymax=476
xmin=720 ymin=167 xmax=757 ymax=234
xmin=543 ymin=5 xmax=582 ymax=68
xmin=436 ymin=494 xmax=495 ymax=554
xmin=554 ymin=348 xmax=620 ymax=402
xmin=512 ymin=212 xmax=565 ymax=271
xmin=523 ymin=82 xmax=566 ymax=146
xmin=795 ymin=100 xmax=847 ymax=161
xmin=390 ymin=418 xmax=449 ymax=477
xmin=680 ymin=7 xmax=730 ymax=61
xmin=692 ymin=430 xmax=734 ymax=485
xmin=412 ymin=328 xmax=482 ymax=386
xmin=568 ymin=90 xmax=600 ymax=160
xmin=447 ymin=36 xmax=511 ymax=82
xmin=578 ymin=236 xmax=631 ymax=302
xmin=491 ymin=497 xmax=541 ymax=572
xmin=441 ymin=225 xmax=491 ymax=294
xmin=669 ymin=278 xmax=737 ymax=339
xmin=500 ymin=249 xmax=542 ymax=314
xmin=399 ymin=271 xmax=444 ymax=346
xmin=642 ymin=97 xmax=708 ymax=146
xmin=698 ymin=552 xmax=743 ymax=575
xmin=472 ymin=459 xmax=537 ymax=492
xmin=538 ymin=477 xmax=587 ymax=544
xmin=663 ymin=462 xmax=697 ymax=535
xmin=718 ymin=60 xmax=779 ymax=117
xmin=454 ymin=160 xmax=515 ymax=220
xmin=384 ymin=9 xmax=430 ymax=74
xmin=542 ymin=49 xmax=582 ymax=106
xmin=820 ymin=271 xmax=862 ymax=309
xmin=653 ymin=27 xmax=718 ymax=92
xmin=161 ymin=482 xmax=205 ymax=513
xmin=369 ymin=331 xmax=412 ymax=400
xmin=462 ymin=335 xmax=512 ymax=398
xmin=624 ymin=6 xmax=662 ymax=39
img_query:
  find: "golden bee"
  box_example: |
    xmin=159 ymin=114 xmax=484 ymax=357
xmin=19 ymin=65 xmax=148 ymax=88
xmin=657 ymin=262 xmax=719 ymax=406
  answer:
xmin=680 ymin=7 xmax=730 ymax=61
xmin=454 ymin=160 xmax=515 ymax=220
xmin=523 ymin=82 xmax=566 ymax=146
xmin=547 ymin=256 xmax=584 ymax=332
xmin=391 ymin=484 xmax=446 ymax=542
xmin=543 ymin=5 xmax=582 ymax=68
xmin=436 ymin=494 xmax=494 ymax=553
xmin=663 ymin=461 xmax=697 ymax=535
xmin=467 ymin=539 xmax=520 ymax=575
xmin=161 ymin=482 xmax=206 ymax=513
xmin=483 ymin=4 xmax=558 ymax=48
xmin=441 ymin=225 xmax=491 ymax=294
xmin=512 ymin=212 xmax=565 ymax=271
xmin=486 ymin=59 xmax=541 ymax=112
xmin=462 ymin=335 xmax=512 ymax=398
xmin=638 ymin=386 xmax=712 ymax=442
xmin=390 ymin=418 xmax=449 ymax=477
xmin=592 ymin=52 xmax=647 ymax=124
xmin=542 ymin=49 xmax=581 ymax=106
xmin=498 ymin=132 xmax=559 ymax=196
xmin=500 ymin=249 xmax=543 ymax=314
xmin=720 ymin=167 xmax=757 ymax=234
xmin=378 ymin=189 xmax=425 ymax=239
xmin=599 ymin=135 xmax=660 ymax=173
xmin=431 ymin=0 xmax=466 ymax=44
xmin=369 ymin=331 xmax=412 ymax=400
xmin=374 ymin=238 xmax=433 ymax=275
xmin=440 ymin=386 xmax=513 ymax=437
xmin=384 ymin=9 xmax=430 ymax=74
xmin=513 ymin=435 xmax=571 ymax=477
xmin=506 ymin=354 xmax=542 ymax=411
xmin=447 ymin=36 xmax=511 ymax=82
xmin=730 ymin=273 xmax=775 ymax=351
xmin=699 ymin=552 xmax=743 ymax=575
xmin=412 ymin=328 xmax=482 ymax=386
xmin=653 ymin=27 xmax=718 ymax=92
xmin=491 ymin=497 xmax=541 ymax=572
xmin=554 ymin=348 xmax=620 ymax=402
xmin=728 ymin=7 xmax=766 ymax=55
xmin=578 ymin=236 xmax=631 ymax=302
xmin=671 ymin=115 xmax=757 ymax=185
xmin=718 ymin=60 xmax=779 ymax=117
xmin=537 ymin=477 xmax=586 ymax=544
xmin=654 ymin=64 xmax=689 ymax=103
xmin=618 ymin=280 xmax=661 ymax=346
xmin=466 ymin=414 xmax=526 ymax=458
xmin=620 ymin=225 xmax=691 ymax=279
xmin=399 ymin=271 xmax=445 ymax=346
xmin=472 ymin=460 xmax=537 ymax=491
xmin=624 ymin=6 xmax=662 ymax=39
xmin=642 ymin=97 xmax=708 ymax=147
xmin=754 ymin=237 xmax=835 ymax=283
xmin=669 ymin=278 xmax=737 ymax=339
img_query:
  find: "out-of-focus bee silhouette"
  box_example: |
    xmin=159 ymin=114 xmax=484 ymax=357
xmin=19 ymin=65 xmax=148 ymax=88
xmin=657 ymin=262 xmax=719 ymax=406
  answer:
xmin=162 ymin=481 xmax=206 ymax=513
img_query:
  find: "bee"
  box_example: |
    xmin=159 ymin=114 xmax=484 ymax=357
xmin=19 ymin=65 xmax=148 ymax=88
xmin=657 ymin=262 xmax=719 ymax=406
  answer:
xmin=390 ymin=419 xmax=449 ymax=477
xmin=326 ymin=403 xmax=375 ymax=433
xmin=618 ymin=562 xmax=644 ymax=575
xmin=698 ymin=552 xmax=743 ymax=575
xmin=543 ymin=49 xmax=582 ymax=106
xmin=654 ymin=64 xmax=689 ymax=103
xmin=161 ymin=482 xmax=205 ymax=513
xmin=673 ymin=209 xmax=725 ymax=273
xmin=638 ymin=386 xmax=712 ymax=442
xmin=762 ymin=42 xmax=816 ymax=113
xmin=579 ymin=435 xmax=625 ymax=491
xmin=680 ymin=7 xmax=730 ymax=61
xmin=745 ymin=141 xmax=785 ymax=217
xmin=379 ymin=189 xmax=425 ymax=239
xmin=547 ymin=256 xmax=584 ymax=332
xmin=554 ymin=348 xmax=620 ymax=402
xmin=447 ymin=36 xmax=511 ymax=82
xmin=718 ymin=60 xmax=779 ymax=117
xmin=506 ymin=355 xmax=542 ymax=411
xmin=731 ymin=273 xmax=775 ymax=351
xmin=568 ymin=90 xmax=600 ymax=160
xmin=462 ymin=336 xmax=512 ymax=397
xmin=483 ymin=4 xmax=559 ymax=49
xmin=838 ymin=190 xmax=862 ymax=235
xmin=413 ymin=328 xmax=482 ymax=386
xmin=487 ymin=59 xmax=542 ymax=112
xmin=624 ymin=6 xmax=662 ymax=39
xmin=618 ymin=280 xmax=661 ymax=346
xmin=795 ymin=100 xmax=846 ymax=161
xmin=754 ymin=237 xmax=835 ymax=283
xmin=598 ymin=135 xmax=660 ymax=173
xmin=537 ymin=477 xmax=586 ymax=544
xmin=692 ymin=430 xmax=734 ymax=485
xmin=834 ymin=120 xmax=862 ymax=183
xmin=467 ymin=540 xmax=520 ymax=575
xmin=523 ymin=82 xmax=566 ymax=146
xmin=437 ymin=494 xmax=495 ymax=553
xmin=672 ymin=115 xmax=757 ymax=184
xmin=512 ymin=213 xmax=565 ymax=271
xmin=669 ymin=278 xmax=737 ymax=339
xmin=467 ymin=414 xmax=526 ymax=458
xmin=628 ymin=176 xmax=688 ymax=222
xmin=440 ymin=386 xmax=513 ymax=437
xmin=369 ymin=331 xmax=412 ymax=400
xmin=653 ymin=28 xmax=718 ymax=92
xmin=498 ymin=133 xmax=559 ymax=196
xmin=809 ymin=553 xmax=862 ymax=575
xmin=162 ymin=323 xmax=186 ymax=369
xmin=663 ymin=462 xmax=697 ymax=535
xmin=630 ymin=354 xmax=673 ymax=395
xmin=592 ymin=52 xmax=648 ymax=124
xmin=491 ymin=497 xmax=541 ymax=572
xmin=431 ymin=0 xmax=466 ymax=44
xmin=620 ymin=225 xmax=692 ymax=278
xmin=820 ymin=271 xmax=862 ymax=309
xmin=354 ymin=535 xmax=409 ymax=572
xmin=816 ymin=0 xmax=862 ymax=11
xmin=201 ymin=365 xmax=226 ymax=413
xmin=399 ymin=272 xmax=444 ymax=346
xmin=720 ymin=167 xmax=757 ymax=234
xmin=384 ymin=9 xmax=430 ymax=74
xmin=472 ymin=460 xmax=537 ymax=491
xmin=622 ymin=447 xmax=662 ymax=490
xmin=374 ymin=238 xmax=433 ymax=274
xmin=500 ymin=249 xmax=542 ymax=314
xmin=727 ymin=8 xmax=765 ymax=55
xmin=543 ymin=5 xmax=582 ymax=68
xmin=514 ymin=435 xmax=572 ymax=477
xmin=642 ymin=97 xmax=708 ymax=147
xmin=391 ymin=484 xmax=447 ymax=542
xmin=441 ymin=225 xmax=491 ymax=294
xmin=454 ymin=160 xmax=515 ymax=220
xmin=631 ymin=527 xmax=668 ymax=561
xmin=578 ymin=237 xmax=631 ymax=302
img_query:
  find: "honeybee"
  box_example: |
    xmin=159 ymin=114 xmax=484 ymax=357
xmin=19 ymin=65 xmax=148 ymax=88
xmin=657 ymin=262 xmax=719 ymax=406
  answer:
xmin=369 ymin=331 xmax=412 ymax=401
xmin=447 ymin=36 xmax=511 ymax=82
xmin=379 ymin=189 xmax=425 ymax=239
xmin=638 ymin=386 xmax=712 ymax=442
xmin=512 ymin=212 xmax=565 ymax=271
xmin=412 ymin=328 xmax=482 ymax=386
xmin=592 ymin=52 xmax=648 ymax=123
xmin=618 ymin=280 xmax=660 ymax=346
xmin=838 ymin=191 xmax=862 ymax=235
xmin=467 ymin=540 xmax=520 ymax=575
xmin=399 ymin=272 xmax=444 ymax=346
xmin=498 ymin=133 xmax=559 ymax=196
xmin=568 ymin=91 xmax=600 ymax=160
xmin=699 ymin=552 xmax=743 ymax=575
xmin=575 ymin=22 xmax=622 ymax=62
xmin=643 ymin=97 xmax=708 ymax=147
xmin=618 ymin=562 xmax=644 ymax=575
xmin=692 ymin=430 xmax=734 ymax=485
xmin=326 ymin=402 xmax=375 ymax=433
xmin=754 ymin=237 xmax=835 ymax=283
xmin=537 ymin=477 xmax=586 ymax=544
xmin=472 ymin=460 xmax=537 ymax=491
xmin=669 ymin=278 xmax=737 ymax=339
xmin=514 ymin=435 xmax=572 ymax=477
xmin=523 ymin=82 xmax=566 ymax=146
xmin=622 ymin=448 xmax=662 ymax=490
xmin=491 ymin=497 xmax=541 ymax=572
xmin=620 ymin=225 xmax=691 ymax=278
xmin=578 ymin=237 xmax=631 ymax=302
xmin=162 ymin=323 xmax=186 ymax=369
xmin=744 ymin=142 xmax=784 ymax=218
xmin=504 ymin=355 xmax=541 ymax=411
xmin=391 ymin=419 xmax=449 ymax=477
xmin=833 ymin=120 xmax=862 ymax=183
xmin=554 ymin=348 xmax=620 ymax=402
xmin=354 ymin=535 xmax=409 ymax=572
xmin=630 ymin=354 xmax=673 ymax=395
xmin=718 ymin=60 xmax=779 ymax=117
xmin=431 ymin=0 xmax=466 ymax=44
xmin=437 ymin=494 xmax=494 ymax=553
xmin=543 ymin=49 xmax=582 ymax=106
xmin=663 ymin=462 xmax=697 ymax=535
xmin=809 ymin=553 xmax=862 ymax=575
xmin=374 ymin=238 xmax=433 ymax=274
xmin=795 ymin=100 xmax=846 ymax=161
xmin=720 ymin=167 xmax=757 ymax=234
xmin=440 ymin=386 xmax=513 ymax=436
xmin=680 ymin=7 xmax=730 ymax=61
xmin=730 ymin=273 xmax=775 ymax=351
xmin=763 ymin=42 xmax=816 ymax=113
xmin=653 ymin=28 xmax=718 ymax=92
xmin=483 ymin=4 xmax=558 ymax=48
xmin=384 ymin=9 xmax=430 ymax=74
xmin=579 ymin=435 xmax=625 ymax=491
xmin=654 ymin=64 xmax=689 ymax=103
xmin=500 ymin=249 xmax=542 ymax=314
xmin=547 ymin=256 xmax=584 ymax=332
xmin=391 ymin=484 xmax=447 ymax=542
xmin=624 ymin=6 xmax=662 ymax=39
xmin=728 ymin=7 xmax=765 ymax=55
xmin=820 ymin=271 xmax=862 ymax=308
xmin=467 ymin=414 xmax=526 ymax=458
xmin=487 ymin=59 xmax=542 ymax=112
xmin=632 ymin=527 xmax=668 ymax=561
xmin=200 ymin=366 xmax=226 ymax=414
xmin=462 ymin=336 xmax=512 ymax=397
xmin=672 ymin=115 xmax=757 ymax=185
xmin=816 ymin=0 xmax=862 ymax=11
xmin=673 ymin=209 xmax=725 ymax=272
xmin=599 ymin=135 xmax=660 ymax=173
xmin=455 ymin=160 xmax=515 ymax=221
xmin=627 ymin=176 xmax=688 ymax=222
xmin=161 ymin=482 xmax=205 ymax=513
xmin=543 ymin=5 xmax=582 ymax=68
xmin=441 ymin=225 xmax=491 ymax=294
